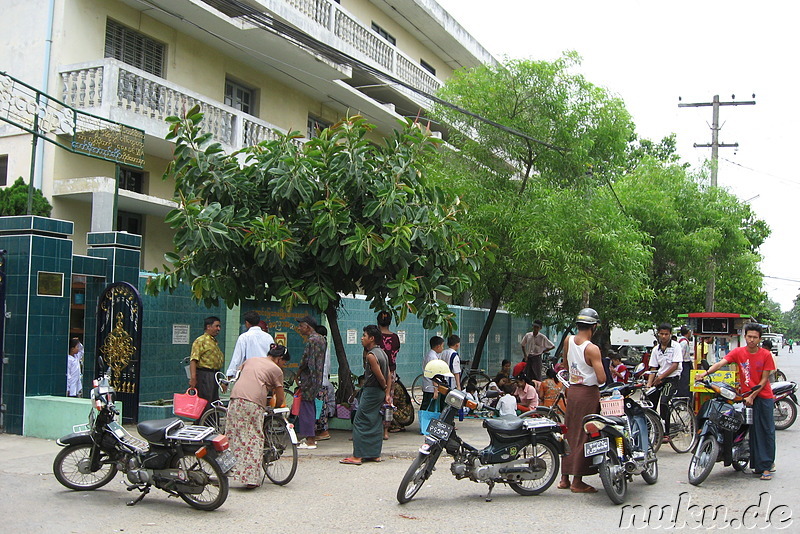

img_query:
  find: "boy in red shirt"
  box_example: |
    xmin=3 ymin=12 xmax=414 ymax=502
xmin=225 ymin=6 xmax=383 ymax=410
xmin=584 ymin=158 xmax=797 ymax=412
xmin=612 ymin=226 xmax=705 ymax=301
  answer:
xmin=697 ymin=323 xmax=775 ymax=480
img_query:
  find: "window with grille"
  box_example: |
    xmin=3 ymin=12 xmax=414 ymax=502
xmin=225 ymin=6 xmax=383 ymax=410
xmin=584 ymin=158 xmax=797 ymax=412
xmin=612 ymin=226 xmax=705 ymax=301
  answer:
xmin=371 ymin=22 xmax=396 ymax=46
xmin=119 ymin=168 xmax=146 ymax=194
xmin=225 ymin=79 xmax=255 ymax=115
xmin=104 ymin=19 xmax=166 ymax=77
xmin=420 ymin=59 xmax=436 ymax=76
xmin=307 ymin=114 xmax=332 ymax=139
xmin=0 ymin=155 xmax=8 ymax=187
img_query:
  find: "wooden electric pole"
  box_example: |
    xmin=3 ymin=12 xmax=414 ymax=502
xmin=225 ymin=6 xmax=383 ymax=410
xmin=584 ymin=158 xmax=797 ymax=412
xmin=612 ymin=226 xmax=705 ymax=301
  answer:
xmin=678 ymin=94 xmax=756 ymax=310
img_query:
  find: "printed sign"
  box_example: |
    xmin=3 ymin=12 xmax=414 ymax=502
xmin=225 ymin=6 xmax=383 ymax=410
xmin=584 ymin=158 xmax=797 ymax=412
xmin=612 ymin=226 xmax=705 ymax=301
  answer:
xmin=469 ymin=332 xmax=475 ymax=343
xmin=171 ymin=324 xmax=190 ymax=344
xmin=690 ymin=369 xmax=738 ymax=392
xmin=274 ymin=332 xmax=287 ymax=346
xmin=397 ymin=330 xmax=406 ymax=344
xmin=347 ymin=329 xmax=357 ymax=344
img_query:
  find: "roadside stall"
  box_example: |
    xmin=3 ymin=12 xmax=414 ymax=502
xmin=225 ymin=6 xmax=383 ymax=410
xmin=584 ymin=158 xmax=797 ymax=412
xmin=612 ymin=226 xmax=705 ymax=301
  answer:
xmin=677 ymin=312 xmax=756 ymax=413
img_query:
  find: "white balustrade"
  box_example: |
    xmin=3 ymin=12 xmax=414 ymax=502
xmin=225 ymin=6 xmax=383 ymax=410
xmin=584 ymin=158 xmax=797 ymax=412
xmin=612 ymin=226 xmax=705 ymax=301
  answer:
xmin=58 ymin=59 xmax=289 ymax=151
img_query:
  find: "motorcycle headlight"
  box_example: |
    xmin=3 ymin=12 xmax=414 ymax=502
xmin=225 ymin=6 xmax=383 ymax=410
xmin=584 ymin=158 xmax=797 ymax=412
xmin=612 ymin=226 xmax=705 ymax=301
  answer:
xmin=445 ymin=389 xmax=466 ymax=408
xmin=720 ymin=387 xmax=736 ymax=400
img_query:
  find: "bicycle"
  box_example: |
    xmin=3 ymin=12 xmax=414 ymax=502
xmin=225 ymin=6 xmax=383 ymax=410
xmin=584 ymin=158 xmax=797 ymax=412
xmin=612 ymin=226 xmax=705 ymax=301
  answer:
xmin=639 ymin=385 xmax=696 ymax=454
xmin=410 ymin=359 xmax=491 ymax=406
xmin=199 ymin=373 xmax=298 ymax=485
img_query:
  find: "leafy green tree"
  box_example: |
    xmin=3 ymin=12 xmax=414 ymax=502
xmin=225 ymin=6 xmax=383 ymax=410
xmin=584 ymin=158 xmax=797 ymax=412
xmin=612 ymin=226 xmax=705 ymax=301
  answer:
xmin=147 ymin=108 xmax=485 ymax=398
xmin=783 ymin=293 xmax=800 ymax=339
xmin=430 ymin=54 xmax=647 ymax=366
xmin=611 ymin=158 xmax=769 ymax=327
xmin=0 ymin=177 xmax=52 ymax=217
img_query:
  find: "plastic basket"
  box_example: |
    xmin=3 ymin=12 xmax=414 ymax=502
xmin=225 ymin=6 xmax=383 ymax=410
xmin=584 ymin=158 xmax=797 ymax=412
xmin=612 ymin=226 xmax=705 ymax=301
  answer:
xmin=600 ymin=397 xmax=625 ymax=416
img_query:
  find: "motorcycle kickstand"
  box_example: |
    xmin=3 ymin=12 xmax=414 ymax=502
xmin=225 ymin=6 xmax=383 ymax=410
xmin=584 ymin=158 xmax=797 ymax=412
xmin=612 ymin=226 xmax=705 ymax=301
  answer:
xmin=484 ymin=481 xmax=496 ymax=502
xmin=126 ymin=485 xmax=150 ymax=506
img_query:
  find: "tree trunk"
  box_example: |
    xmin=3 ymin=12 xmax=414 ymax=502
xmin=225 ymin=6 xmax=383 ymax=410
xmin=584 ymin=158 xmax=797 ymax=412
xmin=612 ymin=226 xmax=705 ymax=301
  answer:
xmin=594 ymin=322 xmax=612 ymax=357
xmin=325 ymin=300 xmax=354 ymax=404
xmin=471 ymin=292 xmax=502 ymax=370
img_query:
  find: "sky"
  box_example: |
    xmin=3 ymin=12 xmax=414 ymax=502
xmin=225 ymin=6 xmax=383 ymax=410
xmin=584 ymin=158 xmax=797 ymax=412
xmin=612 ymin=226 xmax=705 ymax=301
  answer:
xmin=436 ymin=0 xmax=800 ymax=312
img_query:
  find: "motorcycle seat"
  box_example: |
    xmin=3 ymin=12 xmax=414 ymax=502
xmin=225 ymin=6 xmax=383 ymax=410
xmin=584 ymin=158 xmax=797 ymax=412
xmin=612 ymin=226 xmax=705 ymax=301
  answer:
xmin=771 ymin=381 xmax=795 ymax=396
xmin=484 ymin=416 xmax=524 ymax=432
xmin=584 ymin=413 xmax=626 ymax=426
xmin=137 ymin=418 xmax=184 ymax=443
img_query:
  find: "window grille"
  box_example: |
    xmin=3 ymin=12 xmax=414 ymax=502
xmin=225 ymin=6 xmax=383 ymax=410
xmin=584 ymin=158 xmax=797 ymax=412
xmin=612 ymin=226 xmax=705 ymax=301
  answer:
xmin=119 ymin=168 xmax=145 ymax=194
xmin=105 ymin=19 xmax=166 ymax=77
xmin=307 ymin=114 xmax=332 ymax=139
xmin=0 ymin=155 xmax=7 ymax=187
xmin=420 ymin=59 xmax=436 ymax=76
xmin=370 ymin=22 xmax=396 ymax=46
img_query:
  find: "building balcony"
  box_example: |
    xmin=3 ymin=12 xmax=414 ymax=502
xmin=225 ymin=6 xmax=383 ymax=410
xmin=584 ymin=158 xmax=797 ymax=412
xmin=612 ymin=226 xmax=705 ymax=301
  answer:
xmin=58 ymin=58 xmax=291 ymax=156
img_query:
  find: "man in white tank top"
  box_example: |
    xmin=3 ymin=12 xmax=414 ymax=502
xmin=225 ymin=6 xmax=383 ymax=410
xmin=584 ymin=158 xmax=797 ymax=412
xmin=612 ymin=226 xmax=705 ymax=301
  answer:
xmin=558 ymin=308 xmax=606 ymax=493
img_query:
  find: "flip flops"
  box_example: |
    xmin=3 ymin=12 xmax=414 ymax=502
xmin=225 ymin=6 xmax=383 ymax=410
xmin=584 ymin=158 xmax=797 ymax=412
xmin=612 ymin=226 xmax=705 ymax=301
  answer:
xmin=571 ymin=485 xmax=598 ymax=493
xmin=339 ymin=457 xmax=362 ymax=465
xmin=363 ymin=457 xmax=383 ymax=463
xmin=760 ymin=472 xmax=773 ymax=481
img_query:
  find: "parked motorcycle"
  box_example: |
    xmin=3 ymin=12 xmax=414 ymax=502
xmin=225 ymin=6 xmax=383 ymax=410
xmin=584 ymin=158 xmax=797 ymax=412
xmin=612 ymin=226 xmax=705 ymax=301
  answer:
xmin=687 ymin=379 xmax=759 ymax=486
xmin=396 ymin=367 xmax=567 ymax=504
xmin=772 ymin=380 xmax=797 ymax=430
xmin=583 ymin=383 xmax=658 ymax=504
xmin=53 ymin=364 xmax=235 ymax=510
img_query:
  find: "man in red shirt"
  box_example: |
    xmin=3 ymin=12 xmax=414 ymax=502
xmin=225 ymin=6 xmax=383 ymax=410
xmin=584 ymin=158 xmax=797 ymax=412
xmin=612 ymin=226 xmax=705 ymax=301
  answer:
xmin=697 ymin=323 xmax=775 ymax=480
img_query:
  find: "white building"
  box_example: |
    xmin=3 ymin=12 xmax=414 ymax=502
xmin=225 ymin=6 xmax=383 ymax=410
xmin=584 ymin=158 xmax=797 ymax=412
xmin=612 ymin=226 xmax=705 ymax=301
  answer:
xmin=0 ymin=0 xmax=495 ymax=268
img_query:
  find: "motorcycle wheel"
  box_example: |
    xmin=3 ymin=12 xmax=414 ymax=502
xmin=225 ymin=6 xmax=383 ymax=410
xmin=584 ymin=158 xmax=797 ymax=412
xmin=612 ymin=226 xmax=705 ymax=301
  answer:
xmin=598 ymin=451 xmax=627 ymax=505
xmin=508 ymin=440 xmax=560 ymax=496
xmin=668 ymin=400 xmax=697 ymax=453
xmin=533 ymin=407 xmax=562 ymax=424
xmin=263 ymin=416 xmax=298 ymax=485
xmin=774 ymin=399 xmax=797 ymax=431
xmin=688 ymin=435 xmax=718 ymax=486
xmin=53 ymin=444 xmax=118 ymax=490
xmin=171 ymin=453 xmax=229 ymax=511
xmin=641 ymin=455 xmax=658 ymax=485
xmin=644 ymin=409 xmax=663 ymax=453
xmin=775 ymin=370 xmax=787 ymax=382
xmin=199 ymin=406 xmax=227 ymax=434
xmin=397 ymin=451 xmax=438 ymax=504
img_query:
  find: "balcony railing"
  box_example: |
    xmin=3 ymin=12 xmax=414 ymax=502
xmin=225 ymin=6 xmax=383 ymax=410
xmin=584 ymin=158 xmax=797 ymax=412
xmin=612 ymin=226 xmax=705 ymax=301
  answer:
xmin=230 ymin=0 xmax=441 ymax=105
xmin=58 ymin=59 xmax=288 ymax=150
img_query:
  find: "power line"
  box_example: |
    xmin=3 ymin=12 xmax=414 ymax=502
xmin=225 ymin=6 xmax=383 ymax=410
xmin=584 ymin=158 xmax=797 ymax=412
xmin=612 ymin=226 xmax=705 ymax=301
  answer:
xmin=720 ymin=157 xmax=800 ymax=187
xmin=764 ymin=275 xmax=800 ymax=284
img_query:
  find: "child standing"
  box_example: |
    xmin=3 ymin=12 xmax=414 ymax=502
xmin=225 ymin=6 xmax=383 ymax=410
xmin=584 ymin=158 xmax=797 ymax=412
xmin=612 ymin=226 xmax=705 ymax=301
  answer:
xmin=66 ymin=338 xmax=83 ymax=397
xmin=422 ymin=336 xmax=445 ymax=412
xmin=439 ymin=335 xmax=462 ymax=390
xmin=609 ymin=353 xmax=629 ymax=383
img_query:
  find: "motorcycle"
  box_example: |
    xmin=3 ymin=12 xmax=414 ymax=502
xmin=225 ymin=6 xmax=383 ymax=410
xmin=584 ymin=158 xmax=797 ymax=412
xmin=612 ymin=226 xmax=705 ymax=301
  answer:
xmin=583 ymin=383 xmax=658 ymax=504
xmin=772 ymin=380 xmax=797 ymax=430
xmin=688 ymin=379 xmax=759 ymax=486
xmin=396 ymin=377 xmax=567 ymax=503
xmin=53 ymin=363 xmax=235 ymax=510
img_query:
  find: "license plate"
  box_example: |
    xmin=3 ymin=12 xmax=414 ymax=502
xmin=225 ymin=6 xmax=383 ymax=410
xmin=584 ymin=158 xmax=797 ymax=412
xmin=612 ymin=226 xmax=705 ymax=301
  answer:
xmin=107 ymin=421 xmax=127 ymax=439
xmin=584 ymin=437 xmax=610 ymax=457
xmin=427 ymin=419 xmax=453 ymax=441
xmin=216 ymin=450 xmax=236 ymax=473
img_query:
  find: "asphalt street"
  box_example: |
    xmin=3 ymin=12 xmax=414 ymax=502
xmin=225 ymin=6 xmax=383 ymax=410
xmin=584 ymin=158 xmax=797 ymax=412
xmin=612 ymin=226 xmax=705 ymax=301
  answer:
xmin=2 ymin=345 xmax=798 ymax=533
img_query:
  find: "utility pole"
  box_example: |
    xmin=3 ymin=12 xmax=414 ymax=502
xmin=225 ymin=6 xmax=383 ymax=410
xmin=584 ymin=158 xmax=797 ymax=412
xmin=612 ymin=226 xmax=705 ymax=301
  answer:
xmin=678 ymin=94 xmax=755 ymax=186
xmin=678 ymin=94 xmax=755 ymax=310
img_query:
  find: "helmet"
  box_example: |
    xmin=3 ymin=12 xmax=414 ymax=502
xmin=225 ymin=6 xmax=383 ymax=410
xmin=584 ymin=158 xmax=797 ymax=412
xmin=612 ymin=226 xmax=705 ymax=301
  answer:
xmin=575 ymin=307 xmax=600 ymax=325
xmin=424 ymin=359 xmax=454 ymax=379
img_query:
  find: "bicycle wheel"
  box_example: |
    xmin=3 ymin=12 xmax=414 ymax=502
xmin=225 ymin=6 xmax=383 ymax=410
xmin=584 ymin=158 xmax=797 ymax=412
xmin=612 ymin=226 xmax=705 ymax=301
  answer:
xmin=410 ymin=373 xmax=425 ymax=406
xmin=668 ymin=400 xmax=697 ymax=453
xmin=263 ymin=416 xmax=298 ymax=485
xmin=644 ymin=409 xmax=664 ymax=453
xmin=199 ymin=406 xmax=227 ymax=434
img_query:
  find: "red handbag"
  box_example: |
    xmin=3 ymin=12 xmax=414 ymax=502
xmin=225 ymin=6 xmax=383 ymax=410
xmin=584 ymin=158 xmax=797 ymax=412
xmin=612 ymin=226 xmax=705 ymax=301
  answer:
xmin=291 ymin=392 xmax=302 ymax=416
xmin=173 ymin=388 xmax=208 ymax=419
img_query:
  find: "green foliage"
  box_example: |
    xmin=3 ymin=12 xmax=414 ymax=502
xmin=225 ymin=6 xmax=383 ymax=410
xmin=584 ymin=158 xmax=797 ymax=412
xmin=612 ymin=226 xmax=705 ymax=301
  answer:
xmin=0 ymin=177 xmax=52 ymax=217
xmin=783 ymin=294 xmax=800 ymax=339
xmin=612 ymin=158 xmax=769 ymax=325
xmin=430 ymin=55 xmax=646 ymax=334
xmin=148 ymin=107 xmax=485 ymax=333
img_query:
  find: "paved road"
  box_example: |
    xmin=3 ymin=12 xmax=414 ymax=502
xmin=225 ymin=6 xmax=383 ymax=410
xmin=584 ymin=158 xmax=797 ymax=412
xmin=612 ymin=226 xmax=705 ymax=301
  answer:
xmin=2 ymin=346 xmax=798 ymax=533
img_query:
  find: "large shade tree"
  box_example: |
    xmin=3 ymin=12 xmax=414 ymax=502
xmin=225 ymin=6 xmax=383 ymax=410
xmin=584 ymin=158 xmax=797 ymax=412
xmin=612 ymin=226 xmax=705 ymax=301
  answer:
xmin=430 ymin=54 xmax=649 ymax=367
xmin=147 ymin=109 xmax=486 ymax=399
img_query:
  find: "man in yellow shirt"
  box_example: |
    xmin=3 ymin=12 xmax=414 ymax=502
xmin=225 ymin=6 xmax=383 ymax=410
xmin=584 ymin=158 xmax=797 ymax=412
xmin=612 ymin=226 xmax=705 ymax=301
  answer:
xmin=189 ymin=316 xmax=225 ymax=412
